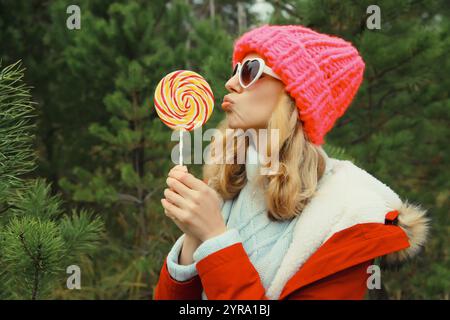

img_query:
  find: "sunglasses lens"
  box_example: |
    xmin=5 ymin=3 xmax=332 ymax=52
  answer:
xmin=241 ymin=60 xmax=260 ymax=86
xmin=232 ymin=64 xmax=239 ymax=77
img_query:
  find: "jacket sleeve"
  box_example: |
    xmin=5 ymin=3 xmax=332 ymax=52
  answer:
xmin=153 ymin=228 xmax=241 ymax=300
xmin=153 ymin=233 xmax=202 ymax=300
xmin=195 ymin=240 xmax=269 ymax=299
xmin=153 ymin=257 xmax=203 ymax=300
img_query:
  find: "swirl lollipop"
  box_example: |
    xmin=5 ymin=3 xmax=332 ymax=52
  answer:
xmin=153 ymin=70 xmax=214 ymax=165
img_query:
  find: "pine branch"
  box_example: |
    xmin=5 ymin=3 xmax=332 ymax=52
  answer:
xmin=143 ymin=185 xmax=164 ymax=204
xmin=0 ymin=204 xmax=16 ymax=215
xmin=0 ymin=61 xmax=36 ymax=189
xmin=368 ymin=47 xmax=426 ymax=82
xmin=117 ymin=186 xmax=164 ymax=206
xmin=19 ymin=232 xmax=42 ymax=300
xmin=117 ymin=193 xmax=142 ymax=205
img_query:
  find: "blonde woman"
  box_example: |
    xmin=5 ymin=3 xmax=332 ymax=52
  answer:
xmin=155 ymin=24 xmax=429 ymax=300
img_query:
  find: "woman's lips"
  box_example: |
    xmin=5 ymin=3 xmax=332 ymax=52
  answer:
xmin=221 ymin=96 xmax=234 ymax=111
xmin=221 ymin=101 xmax=233 ymax=110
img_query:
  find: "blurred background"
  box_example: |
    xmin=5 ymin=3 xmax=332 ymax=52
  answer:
xmin=0 ymin=0 xmax=448 ymax=299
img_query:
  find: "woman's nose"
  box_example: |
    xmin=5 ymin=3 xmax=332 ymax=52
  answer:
xmin=225 ymin=74 xmax=243 ymax=93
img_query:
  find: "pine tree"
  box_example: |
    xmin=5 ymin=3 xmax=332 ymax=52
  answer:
xmin=266 ymin=0 xmax=449 ymax=299
xmin=0 ymin=61 xmax=104 ymax=299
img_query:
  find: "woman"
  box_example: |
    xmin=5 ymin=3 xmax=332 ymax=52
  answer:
xmin=154 ymin=24 xmax=430 ymax=300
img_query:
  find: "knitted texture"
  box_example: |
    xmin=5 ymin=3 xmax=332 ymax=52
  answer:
xmin=232 ymin=24 xmax=366 ymax=145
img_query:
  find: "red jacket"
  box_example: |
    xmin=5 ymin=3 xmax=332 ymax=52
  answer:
xmin=154 ymin=158 xmax=429 ymax=300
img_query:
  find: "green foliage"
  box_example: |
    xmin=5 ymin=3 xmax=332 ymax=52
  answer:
xmin=0 ymin=62 xmax=104 ymax=299
xmin=9 ymin=179 xmax=63 ymax=220
xmin=1 ymin=215 xmax=66 ymax=299
xmin=59 ymin=210 xmax=104 ymax=261
xmin=0 ymin=61 xmax=36 ymax=196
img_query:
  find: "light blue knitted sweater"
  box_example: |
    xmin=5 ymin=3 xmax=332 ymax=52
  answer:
xmin=166 ymin=142 xmax=300 ymax=300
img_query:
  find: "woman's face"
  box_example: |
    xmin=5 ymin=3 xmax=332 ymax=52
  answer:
xmin=223 ymin=53 xmax=284 ymax=130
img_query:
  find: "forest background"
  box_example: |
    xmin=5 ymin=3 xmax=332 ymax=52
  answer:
xmin=0 ymin=0 xmax=448 ymax=299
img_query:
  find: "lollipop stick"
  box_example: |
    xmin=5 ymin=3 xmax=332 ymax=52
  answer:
xmin=179 ymin=129 xmax=183 ymax=166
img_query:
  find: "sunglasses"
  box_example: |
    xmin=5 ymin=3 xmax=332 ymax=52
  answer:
xmin=231 ymin=58 xmax=281 ymax=89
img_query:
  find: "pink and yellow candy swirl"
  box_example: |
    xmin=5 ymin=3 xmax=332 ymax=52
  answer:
xmin=153 ymin=70 xmax=214 ymax=131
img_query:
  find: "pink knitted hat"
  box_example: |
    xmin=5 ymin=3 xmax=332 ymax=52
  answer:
xmin=232 ymin=24 xmax=365 ymax=145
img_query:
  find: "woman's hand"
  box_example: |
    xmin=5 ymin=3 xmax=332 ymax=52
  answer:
xmin=161 ymin=165 xmax=227 ymax=242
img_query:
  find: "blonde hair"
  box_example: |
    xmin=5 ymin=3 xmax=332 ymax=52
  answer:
xmin=203 ymin=90 xmax=326 ymax=221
